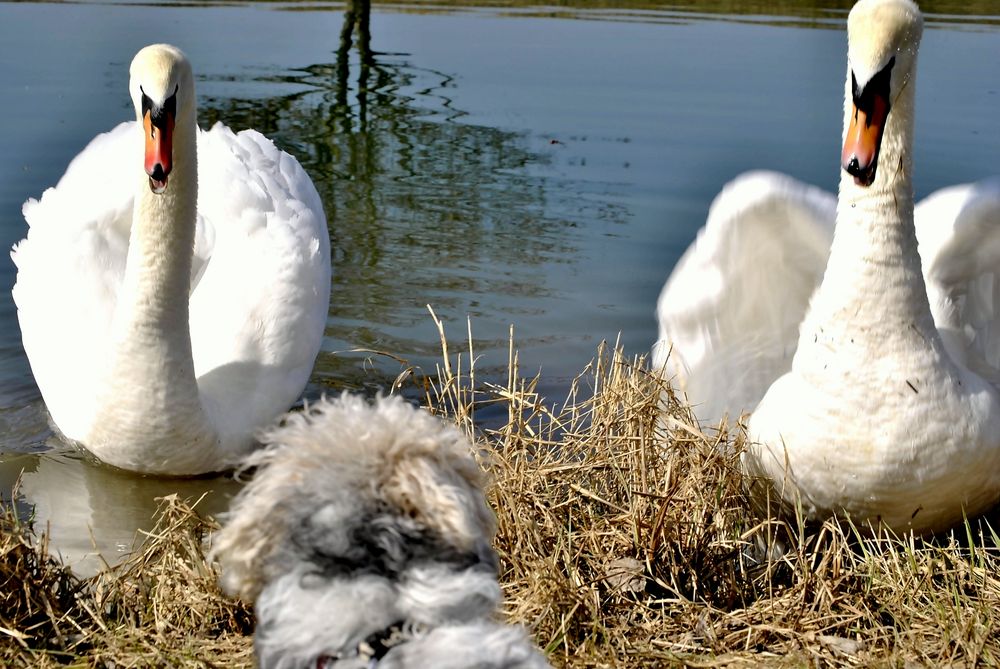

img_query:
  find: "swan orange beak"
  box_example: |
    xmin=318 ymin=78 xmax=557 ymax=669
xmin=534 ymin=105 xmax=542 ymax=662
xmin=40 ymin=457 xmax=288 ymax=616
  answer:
xmin=143 ymin=108 xmax=174 ymax=194
xmin=842 ymin=87 xmax=890 ymax=187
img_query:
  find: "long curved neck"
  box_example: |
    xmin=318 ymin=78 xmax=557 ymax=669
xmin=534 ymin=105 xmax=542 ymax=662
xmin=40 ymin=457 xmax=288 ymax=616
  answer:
xmin=124 ymin=129 xmax=198 ymax=353
xmin=797 ymin=68 xmax=940 ymax=367
xmin=91 ymin=114 xmax=216 ymax=465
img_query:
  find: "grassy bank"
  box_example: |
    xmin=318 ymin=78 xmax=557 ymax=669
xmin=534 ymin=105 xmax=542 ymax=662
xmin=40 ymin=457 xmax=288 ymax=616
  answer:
xmin=3 ymin=329 xmax=1000 ymax=666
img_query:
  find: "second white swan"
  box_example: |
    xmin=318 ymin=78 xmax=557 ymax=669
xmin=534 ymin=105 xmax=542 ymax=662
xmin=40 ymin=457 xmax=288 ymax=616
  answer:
xmin=654 ymin=0 xmax=1000 ymax=534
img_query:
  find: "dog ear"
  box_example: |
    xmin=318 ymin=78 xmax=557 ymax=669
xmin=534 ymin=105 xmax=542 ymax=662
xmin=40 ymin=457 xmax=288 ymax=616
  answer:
xmin=212 ymin=505 xmax=285 ymax=601
xmin=214 ymin=397 xmax=360 ymax=601
xmin=380 ymin=447 xmax=497 ymax=554
xmin=211 ymin=447 xmax=298 ymax=601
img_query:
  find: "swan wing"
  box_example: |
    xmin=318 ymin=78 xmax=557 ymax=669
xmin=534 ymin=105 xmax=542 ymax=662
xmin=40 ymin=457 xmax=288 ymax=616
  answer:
xmin=189 ymin=123 xmax=331 ymax=447
xmin=653 ymin=170 xmax=836 ymax=425
xmin=916 ymin=177 xmax=1000 ymax=382
xmin=11 ymin=121 xmax=137 ymax=441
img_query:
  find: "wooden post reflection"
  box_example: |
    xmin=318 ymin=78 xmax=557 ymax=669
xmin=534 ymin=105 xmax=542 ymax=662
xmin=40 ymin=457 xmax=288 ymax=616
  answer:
xmin=336 ymin=0 xmax=372 ymax=131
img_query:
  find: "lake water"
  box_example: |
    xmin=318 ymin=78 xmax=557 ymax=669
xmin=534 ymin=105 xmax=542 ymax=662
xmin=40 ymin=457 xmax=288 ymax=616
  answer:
xmin=1 ymin=1 xmax=998 ymax=574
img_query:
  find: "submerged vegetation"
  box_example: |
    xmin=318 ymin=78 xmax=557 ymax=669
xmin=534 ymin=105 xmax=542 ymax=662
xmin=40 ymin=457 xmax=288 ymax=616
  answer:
xmin=3 ymin=327 xmax=1000 ymax=666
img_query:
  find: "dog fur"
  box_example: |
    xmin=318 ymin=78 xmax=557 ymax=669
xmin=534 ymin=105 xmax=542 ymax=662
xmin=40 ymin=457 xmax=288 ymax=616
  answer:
xmin=212 ymin=393 xmax=550 ymax=669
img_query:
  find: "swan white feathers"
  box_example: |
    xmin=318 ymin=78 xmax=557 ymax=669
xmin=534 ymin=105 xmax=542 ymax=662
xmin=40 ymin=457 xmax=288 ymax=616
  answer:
xmin=652 ymin=170 xmax=836 ymax=425
xmin=654 ymin=0 xmax=1000 ymax=534
xmin=916 ymin=177 xmax=1000 ymax=383
xmin=11 ymin=44 xmax=331 ymax=475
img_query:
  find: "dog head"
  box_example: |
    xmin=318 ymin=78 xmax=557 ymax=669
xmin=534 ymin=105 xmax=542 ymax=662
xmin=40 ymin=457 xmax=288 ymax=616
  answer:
xmin=212 ymin=394 xmax=504 ymax=667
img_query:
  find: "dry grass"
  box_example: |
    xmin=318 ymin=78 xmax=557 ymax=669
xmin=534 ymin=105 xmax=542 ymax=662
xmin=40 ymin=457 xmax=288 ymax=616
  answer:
xmin=1 ymin=494 xmax=253 ymax=667
xmin=3 ymin=317 xmax=1000 ymax=666
xmin=425 ymin=315 xmax=1000 ymax=668
xmin=0 ymin=494 xmax=83 ymax=666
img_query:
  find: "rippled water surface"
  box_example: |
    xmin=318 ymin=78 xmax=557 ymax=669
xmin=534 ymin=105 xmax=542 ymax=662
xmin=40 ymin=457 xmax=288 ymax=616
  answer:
xmin=1 ymin=0 xmax=998 ymax=573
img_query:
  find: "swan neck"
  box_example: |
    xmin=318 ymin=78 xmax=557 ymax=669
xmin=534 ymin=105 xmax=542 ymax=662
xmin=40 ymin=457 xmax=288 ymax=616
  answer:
xmin=804 ymin=74 xmax=936 ymax=343
xmin=127 ymin=129 xmax=199 ymax=326
xmin=837 ymin=73 xmax=916 ymax=240
xmin=91 ymin=114 xmax=216 ymax=466
xmin=836 ymin=71 xmax=917 ymax=273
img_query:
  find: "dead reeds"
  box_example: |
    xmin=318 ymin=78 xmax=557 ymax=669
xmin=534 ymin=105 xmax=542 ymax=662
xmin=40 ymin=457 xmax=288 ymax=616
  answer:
xmin=425 ymin=318 xmax=1000 ymax=667
xmin=0 ymin=497 xmax=82 ymax=666
xmin=2 ymin=316 xmax=1000 ymax=666
xmin=1 ymin=494 xmax=253 ymax=667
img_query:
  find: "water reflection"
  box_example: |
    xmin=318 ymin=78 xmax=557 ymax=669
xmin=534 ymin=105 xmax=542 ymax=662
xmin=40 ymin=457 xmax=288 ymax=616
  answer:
xmin=338 ymin=0 xmax=374 ymax=92
xmin=4 ymin=448 xmax=241 ymax=577
xmin=200 ymin=6 xmax=583 ymax=395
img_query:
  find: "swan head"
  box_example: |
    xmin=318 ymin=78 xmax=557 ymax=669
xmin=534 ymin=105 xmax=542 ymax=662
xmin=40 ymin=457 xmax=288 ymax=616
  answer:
xmin=128 ymin=44 xmax=195 ymax=195
xmin=841 ymin=0 xmax=923 ymax=187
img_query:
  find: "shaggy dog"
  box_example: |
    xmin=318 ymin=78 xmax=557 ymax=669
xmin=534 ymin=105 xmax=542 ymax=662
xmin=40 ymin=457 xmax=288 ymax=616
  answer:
xmin=212 ymin=394 xmax=550 ymax=669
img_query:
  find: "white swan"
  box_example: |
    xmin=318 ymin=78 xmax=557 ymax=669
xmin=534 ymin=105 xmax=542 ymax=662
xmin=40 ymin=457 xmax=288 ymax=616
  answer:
xmin=654 ymin=0 xmax=1000 ymax=534
xmin=11 ymin=44 xmax=331 ymax=475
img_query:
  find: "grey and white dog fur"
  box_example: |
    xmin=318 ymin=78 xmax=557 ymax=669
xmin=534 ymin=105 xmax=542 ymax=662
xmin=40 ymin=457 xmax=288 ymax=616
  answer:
xmin=212 ymin=393 xmax=550 ymax=669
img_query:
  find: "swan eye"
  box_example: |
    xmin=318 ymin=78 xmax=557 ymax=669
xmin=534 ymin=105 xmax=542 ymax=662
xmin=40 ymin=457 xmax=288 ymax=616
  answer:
xmin=852 ymin=56 xmax=895 ymax=122
xmin=163 ymin=85 xmax=178 ymax=119
xmin=140 ymin=85 xmax=178 ymax=134
xmin=140 ymin=86 xmax=153 ymax=120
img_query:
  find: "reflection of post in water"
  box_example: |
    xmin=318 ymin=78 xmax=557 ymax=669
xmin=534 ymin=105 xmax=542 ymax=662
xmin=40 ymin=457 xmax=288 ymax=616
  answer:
xmin=198 ymin=16 xmax=577 ymax=393
xmin=336 ymin=0 xmax=373 ymax=129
